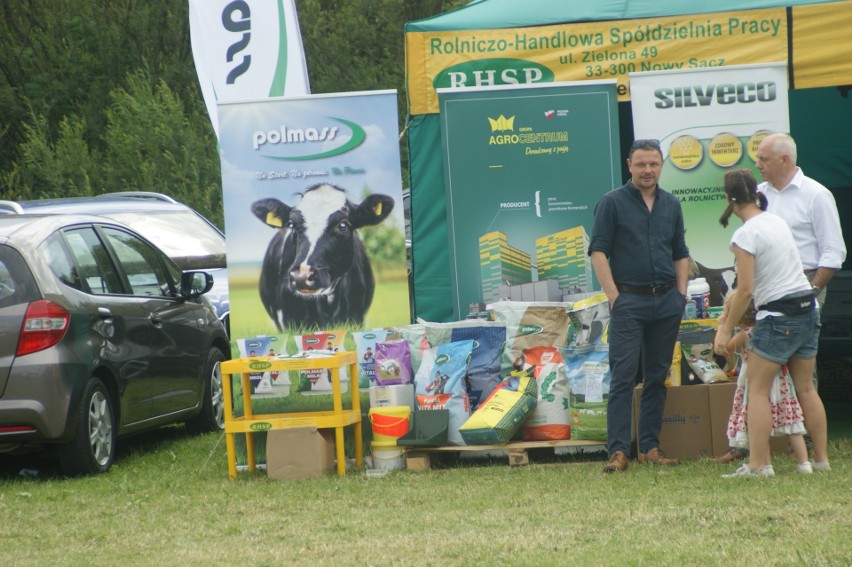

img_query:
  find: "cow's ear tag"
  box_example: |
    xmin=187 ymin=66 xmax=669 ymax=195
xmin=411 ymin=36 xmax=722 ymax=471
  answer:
xmin=266 ymin=212 xmax=283 ymax=228
xmin=373 ymin=202 xmax=383 ymax=217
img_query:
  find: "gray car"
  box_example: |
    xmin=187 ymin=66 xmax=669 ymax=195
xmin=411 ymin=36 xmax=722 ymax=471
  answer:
xmin=0 ymin=214 xmax=230 ymax=476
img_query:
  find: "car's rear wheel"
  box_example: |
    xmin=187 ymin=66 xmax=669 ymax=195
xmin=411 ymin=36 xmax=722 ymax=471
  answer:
xmin=58 ymin=378 xmax=115 ymax=476
xmin=185 ymin=348 xmax=226 ymax=433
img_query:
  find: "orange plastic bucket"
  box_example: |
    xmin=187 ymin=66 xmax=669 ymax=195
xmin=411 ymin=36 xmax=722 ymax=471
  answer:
xmin=368 ymin=406 xmax=411 ymax=443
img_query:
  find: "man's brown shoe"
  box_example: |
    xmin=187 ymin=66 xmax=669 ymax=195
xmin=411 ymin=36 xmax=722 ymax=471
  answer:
xmin=637 ymin=448 xmax=680 ymax=466
xmin=711 ymin=448 xmax=747 ymax=464
xmin=603 ymin=451 xmax=629 ymax=473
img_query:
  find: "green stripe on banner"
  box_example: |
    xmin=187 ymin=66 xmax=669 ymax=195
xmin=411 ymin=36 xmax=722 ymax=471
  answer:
xmin=269 ymin=0 xmax=289 ymax=97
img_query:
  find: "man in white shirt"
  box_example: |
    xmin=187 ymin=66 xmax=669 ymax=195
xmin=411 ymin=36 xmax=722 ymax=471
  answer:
xmin=755 ymin=132 xmax=847 ymax=391
xmin=755 ymin=132 xmax=846 ymax=303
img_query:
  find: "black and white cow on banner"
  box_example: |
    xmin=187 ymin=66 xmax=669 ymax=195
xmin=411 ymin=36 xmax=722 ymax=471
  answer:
xmin=251 ymin=183 xmax=394 ymax=330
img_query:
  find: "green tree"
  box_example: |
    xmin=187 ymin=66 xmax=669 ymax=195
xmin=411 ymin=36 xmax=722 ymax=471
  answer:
xmin=1 ymin=112 xmax=95 ymax=200
xmin=0 ymin=0 xmax=464 ymax=231
xmin=0 ymin=0 xmax=202 ymax=175
xmin=101 ymin=68 xmax=222 ymax=227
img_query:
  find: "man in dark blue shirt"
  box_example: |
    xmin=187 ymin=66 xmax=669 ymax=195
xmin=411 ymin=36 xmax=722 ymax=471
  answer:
xmin=588 ymin=139 xmax=690 ymax=473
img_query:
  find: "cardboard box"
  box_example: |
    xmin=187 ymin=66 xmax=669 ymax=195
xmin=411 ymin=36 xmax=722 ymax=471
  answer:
xmin=633 ymin=384 xmax=712 ymax=460
xmin=707 ymin=381 xmax=737 ymax=457
xmin=266 ymin=426 xmax=335 ymax=480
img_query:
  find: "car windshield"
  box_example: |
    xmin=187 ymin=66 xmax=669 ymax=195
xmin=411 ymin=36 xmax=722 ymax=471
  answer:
xmin=102 ymin=211 xmax=226 ymax=270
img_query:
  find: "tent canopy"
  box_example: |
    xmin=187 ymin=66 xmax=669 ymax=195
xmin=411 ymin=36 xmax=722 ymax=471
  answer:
xmin=406 ymin=0 xmax=837 ymax=32
xmin=405 ymin=0 xmax=852 ymax=322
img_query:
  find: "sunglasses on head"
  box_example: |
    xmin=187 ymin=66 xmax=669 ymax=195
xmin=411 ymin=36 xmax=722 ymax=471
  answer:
xmin=630 ymin=139 xmax=661 ymax=151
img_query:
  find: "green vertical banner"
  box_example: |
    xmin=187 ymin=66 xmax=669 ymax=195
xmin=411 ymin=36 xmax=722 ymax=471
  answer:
xmin=629 ymin=63 xmax=789 ymax=305
xmin=438 ymin=81 xmax=621 ymax=319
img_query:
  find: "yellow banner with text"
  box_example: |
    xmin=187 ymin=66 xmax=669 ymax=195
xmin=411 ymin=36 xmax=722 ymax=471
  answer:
xmin=406 ymin=5 xmax=850 ymax=115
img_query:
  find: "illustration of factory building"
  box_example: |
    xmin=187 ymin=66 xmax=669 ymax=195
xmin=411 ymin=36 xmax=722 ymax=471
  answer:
xmin=477 ymin=226 xmax=592 ymax=305
xmin=478 ymin=231 xmax=532 ymax=304
xmin=535 ymin=226 xmax=592 ymax=292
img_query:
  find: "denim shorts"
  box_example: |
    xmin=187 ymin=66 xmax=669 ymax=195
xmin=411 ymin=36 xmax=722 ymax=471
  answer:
xmin=748 ymin=309 xmax=821 ymax=364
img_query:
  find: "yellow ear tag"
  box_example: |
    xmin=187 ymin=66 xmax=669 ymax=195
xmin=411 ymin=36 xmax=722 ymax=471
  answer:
xmin=374 ymin=202 xmax=382 ymax=217
xmin=266 ymin=212 xmax=283 ymax=228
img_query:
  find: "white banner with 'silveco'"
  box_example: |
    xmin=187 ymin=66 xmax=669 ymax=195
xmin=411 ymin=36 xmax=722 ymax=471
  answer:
xmin=629 ymin=63 xmax=789 ymax=305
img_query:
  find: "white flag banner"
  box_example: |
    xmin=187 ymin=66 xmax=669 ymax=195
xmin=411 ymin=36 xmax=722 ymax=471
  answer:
xmin=189 ymin=0 xmax=311 ymax=137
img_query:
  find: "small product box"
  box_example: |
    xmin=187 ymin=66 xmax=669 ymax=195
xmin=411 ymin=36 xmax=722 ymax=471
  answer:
xmin=266 ymin=426 xmax=335 ymax=480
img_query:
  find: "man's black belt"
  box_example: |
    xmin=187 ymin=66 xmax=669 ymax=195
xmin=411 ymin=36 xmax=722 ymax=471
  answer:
xmin=616 ymin=281 xmax=676 ymax=295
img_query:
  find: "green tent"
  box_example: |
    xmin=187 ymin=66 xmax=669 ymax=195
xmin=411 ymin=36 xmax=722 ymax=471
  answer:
xmin=405 ymin=0 xmax=852 ymax=321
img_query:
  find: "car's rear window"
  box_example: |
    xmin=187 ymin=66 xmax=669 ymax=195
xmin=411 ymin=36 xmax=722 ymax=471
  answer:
xmin=0 ymin=245 xmax=40 ymax=308
xmin=103 ymin=211 xmax=226 ymax=270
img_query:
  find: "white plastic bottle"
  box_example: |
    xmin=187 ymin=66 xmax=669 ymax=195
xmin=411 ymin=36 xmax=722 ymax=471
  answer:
xmin=683 ymin=298 xmax=698 ymax=320
xmin=687 ymin=277 xmax=710 ymax=319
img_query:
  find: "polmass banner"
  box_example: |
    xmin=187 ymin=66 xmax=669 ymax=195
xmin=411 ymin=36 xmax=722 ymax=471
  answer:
xmin=217 ymin=90 xmax=410 ymax=346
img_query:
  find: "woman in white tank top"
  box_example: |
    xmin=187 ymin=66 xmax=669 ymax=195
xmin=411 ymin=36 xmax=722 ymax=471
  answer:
xmin=713 ymin=168 xmax=829 ymax=477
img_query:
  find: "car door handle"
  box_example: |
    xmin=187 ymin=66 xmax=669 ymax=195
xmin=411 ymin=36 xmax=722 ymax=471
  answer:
xmin=98 ymin=307 xmax=112 ymax=320
xmin=150 ymin=314 xmax=163 ymax=327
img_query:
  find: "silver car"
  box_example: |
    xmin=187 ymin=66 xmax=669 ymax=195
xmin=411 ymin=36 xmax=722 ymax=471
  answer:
xmin=0 ymin=192 xmax=230 ymax=336
xmin=0 ymin=214 xmax=229 ymax=475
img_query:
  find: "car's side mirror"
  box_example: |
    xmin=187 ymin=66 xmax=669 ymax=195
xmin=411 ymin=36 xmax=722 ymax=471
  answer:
xmin=181 ymin=271 xmax=214 ymax=298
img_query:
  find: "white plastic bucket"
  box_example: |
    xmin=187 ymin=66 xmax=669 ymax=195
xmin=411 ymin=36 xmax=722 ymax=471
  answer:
xmin=371 ymin=442 xmax=405 ymax=471
xmin=687 ymin=277 xmax=710 ymax=319
xmin=368 ymin=384 xmax=415 ymax=411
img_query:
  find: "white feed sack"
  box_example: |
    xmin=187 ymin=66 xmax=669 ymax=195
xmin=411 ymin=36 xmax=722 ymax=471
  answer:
xmin=488 ymin=300 xmax=571 ymax=375
xmin=519 ymin=346 xmax=571 ymax=441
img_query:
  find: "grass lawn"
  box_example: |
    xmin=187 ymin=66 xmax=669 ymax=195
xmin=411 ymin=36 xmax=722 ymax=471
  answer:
xmin=1 ymin=401 xmax=850 ymax=566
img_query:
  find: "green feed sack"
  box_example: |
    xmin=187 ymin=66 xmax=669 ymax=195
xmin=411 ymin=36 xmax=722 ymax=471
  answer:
xmin=520 ymin=346 xmax=571 ymax=441
xmin=567 ymin=293 xmax=610 ymax=346
xmin=570 ymin=401 xmax=608 ymax=441
xmin=561 ymin=343 xmax=611 ymax=442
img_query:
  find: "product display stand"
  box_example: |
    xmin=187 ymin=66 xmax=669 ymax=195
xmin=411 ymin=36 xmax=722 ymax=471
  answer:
xmin=221 ymin=352 xmax=362 ymax=479
xmin=405 ymin=439 xmax=606 ymax=471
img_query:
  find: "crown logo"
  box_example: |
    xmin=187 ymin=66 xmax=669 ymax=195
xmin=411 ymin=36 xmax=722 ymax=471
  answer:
xmin=488 ymin=114 xmax=514 ymax=132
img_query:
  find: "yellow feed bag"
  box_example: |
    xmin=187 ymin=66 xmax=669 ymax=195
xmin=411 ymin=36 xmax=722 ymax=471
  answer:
xmin=459 ymin=373 xmax=537 ymax=445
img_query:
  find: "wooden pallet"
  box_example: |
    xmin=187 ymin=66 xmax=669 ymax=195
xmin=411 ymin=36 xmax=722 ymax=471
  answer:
xmin=404 ymin=439 xmax=605 ymax=471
